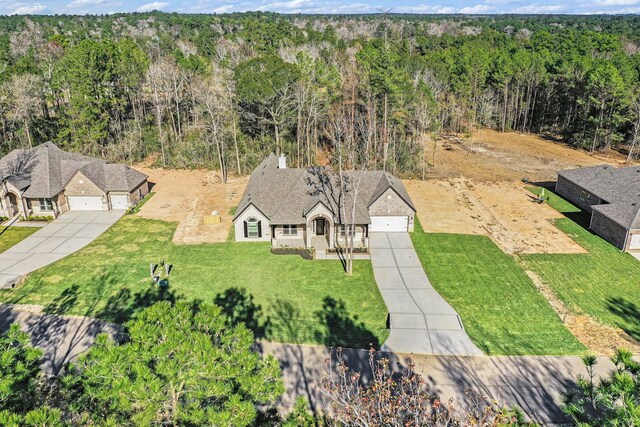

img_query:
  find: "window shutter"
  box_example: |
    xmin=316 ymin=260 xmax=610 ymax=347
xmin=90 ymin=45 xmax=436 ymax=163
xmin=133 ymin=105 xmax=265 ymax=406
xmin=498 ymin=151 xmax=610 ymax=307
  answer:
xmin=257 ymin=221 xmax=262 ymax=238
xmin=243 ymin=221 xmax=248 ymax=238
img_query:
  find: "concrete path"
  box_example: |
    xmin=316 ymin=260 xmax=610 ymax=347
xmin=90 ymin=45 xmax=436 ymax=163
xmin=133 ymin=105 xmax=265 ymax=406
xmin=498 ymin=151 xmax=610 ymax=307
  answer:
xmin=0 ymin=304 xmax=121 ymax=375
xmin=0 ymin=304 xmax=613 ymax=424
xmin=0 ymin=210 xmax=124 ymax=289
xmin=260 ymin=341 xmax=614 ymax=425
xmin=369 ymin=232 xmax=482 ymax=355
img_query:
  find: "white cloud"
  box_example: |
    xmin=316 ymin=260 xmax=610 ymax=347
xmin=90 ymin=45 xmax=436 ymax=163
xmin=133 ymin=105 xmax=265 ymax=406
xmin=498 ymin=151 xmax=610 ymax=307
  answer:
xmin=457 ymin=4 xmax=493 ymax=13
xmin=136 ymin=1 xmax=169 ymax=12
xmin=394 ymin=5 xmax=457 ymax=13
xmin=510 ymin=4 xmax=566 ymax=13
xmin=212 ymin=4 xmax=235 ymax=12
xmin=66 ymin=0 xmax=106 ymax=8
xmin=11 ymin=3 xmax=47 ymax=14
xmin=593 ymin=0 xmax=640 ymax=5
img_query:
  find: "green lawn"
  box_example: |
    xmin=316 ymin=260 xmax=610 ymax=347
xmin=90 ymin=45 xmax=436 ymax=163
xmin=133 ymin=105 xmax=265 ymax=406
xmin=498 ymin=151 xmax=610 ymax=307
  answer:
xmin=0 ymin=216 xmax=388 ymax=348
xmin=411 ymin=219 xmax=585 ymax=355
xmin=0 ymin=226 xmax=39 ymax=253
xmin=522 ymin=187 xmax=640 ymax=342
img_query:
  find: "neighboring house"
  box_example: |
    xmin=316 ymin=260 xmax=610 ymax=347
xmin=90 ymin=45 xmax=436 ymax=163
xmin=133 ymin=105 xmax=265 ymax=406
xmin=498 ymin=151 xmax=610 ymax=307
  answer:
xmin=233 ymin=154 xmax=416 ymax=250
xmin=556 ymin=164 xmax=640 ymax=252
xmin=0 ymin=142 xmax=149 ymax=219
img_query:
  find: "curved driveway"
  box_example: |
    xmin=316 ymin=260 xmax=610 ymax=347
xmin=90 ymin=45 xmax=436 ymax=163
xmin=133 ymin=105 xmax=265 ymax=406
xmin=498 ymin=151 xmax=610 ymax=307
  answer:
xmin=369 ymin=232 xmax=482 ymax=355
xmin=0 ymin=210 xmax=124 ymax=289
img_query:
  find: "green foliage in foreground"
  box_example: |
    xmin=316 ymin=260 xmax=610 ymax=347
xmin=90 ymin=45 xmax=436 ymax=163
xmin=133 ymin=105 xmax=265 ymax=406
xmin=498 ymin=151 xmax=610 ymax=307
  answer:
xmin=411 ymin=219 xmax=585 ymax=355
xmin=0 ymin=325 xmax=42 ymax=414
xmin=65 ymin=301 xmax=283 ymax=426
xmin=0 ymin=227 xmax=38 ymax=253
xmin=522 ymin=188 xmax=640 ymax=343
xmin=0 ymin=216 xmax=388 ymax=348
xmin=0 ymin=302 xmax=284 ymax=427
xmin=564 ymin=350 xmax=640 ymax=426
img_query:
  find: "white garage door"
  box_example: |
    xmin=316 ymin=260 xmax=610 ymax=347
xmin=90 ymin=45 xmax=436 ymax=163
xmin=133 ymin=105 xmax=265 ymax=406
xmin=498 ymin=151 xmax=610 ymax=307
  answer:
xmin=67 ymin=196 xmax=103 ymax=211
xmin=629 ymin=233 xmax=640 ymax=250
xmin=109 ymin=194 xmax=129 ymax=209
xmin=370 ymin=216 xmax=408 ymax=232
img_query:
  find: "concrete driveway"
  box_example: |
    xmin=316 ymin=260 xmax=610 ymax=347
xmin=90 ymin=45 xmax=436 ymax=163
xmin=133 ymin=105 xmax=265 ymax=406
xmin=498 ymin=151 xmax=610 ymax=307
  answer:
xmin=370 ymin=232 xmax=482 ymax=355
xmin=0 ymin=210 xmax=124 ymax=289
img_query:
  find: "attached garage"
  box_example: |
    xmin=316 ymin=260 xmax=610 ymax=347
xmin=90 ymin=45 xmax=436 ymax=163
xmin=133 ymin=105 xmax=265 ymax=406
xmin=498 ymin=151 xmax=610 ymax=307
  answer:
xmin=629 ymin=233 xmax=640 ymax=251
xmin=67 ymin=196 xmax=103 ymax=211
xmin=109 ymin=194 xmax=129 ymax=210
xmin=369 ymin=216 xmax=409 ymax=232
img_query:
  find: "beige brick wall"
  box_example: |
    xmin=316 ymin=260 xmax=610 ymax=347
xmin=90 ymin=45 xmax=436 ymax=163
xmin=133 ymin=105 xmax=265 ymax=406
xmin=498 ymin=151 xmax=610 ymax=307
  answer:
xmin=65 ymin=172 xmax=105 ymax=197
xmin=369 ymin=188 xmax=415 ymax=216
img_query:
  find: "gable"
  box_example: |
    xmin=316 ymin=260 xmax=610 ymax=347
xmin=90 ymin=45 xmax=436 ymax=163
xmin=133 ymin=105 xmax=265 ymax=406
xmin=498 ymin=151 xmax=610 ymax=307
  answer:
xmin=369 ymin=188 xmax=415 ymax=216
xmin=306 ymin=201 xmax=334 ymax=222
xmin=234 ymin=203 xmax=270 ymax=225
xmin=64 ymin=171 xmax=105 ymax=197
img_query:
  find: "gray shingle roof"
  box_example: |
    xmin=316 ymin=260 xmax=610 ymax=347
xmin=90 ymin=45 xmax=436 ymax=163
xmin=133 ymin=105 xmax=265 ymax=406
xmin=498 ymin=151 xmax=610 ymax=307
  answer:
xmin=234 ymin=154 xmax=415 ymax=225
xmin=0 ymin=142 xmax=148 ymax=198
xmin=559 ymin=164 xmax=640 ymax=229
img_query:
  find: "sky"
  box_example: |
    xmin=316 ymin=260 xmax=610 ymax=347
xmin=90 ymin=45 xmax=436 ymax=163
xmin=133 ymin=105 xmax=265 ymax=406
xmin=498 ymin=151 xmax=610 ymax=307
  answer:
xmin=2 ymin=0 xmax=640 ymax=16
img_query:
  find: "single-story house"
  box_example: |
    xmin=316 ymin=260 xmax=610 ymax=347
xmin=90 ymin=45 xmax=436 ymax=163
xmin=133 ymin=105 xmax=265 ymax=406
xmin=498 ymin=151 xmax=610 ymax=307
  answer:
xmin=233 ymin=154 xmax=416 ymax=250
xmin=0 ymin=142 xmax=149 ymax=219
xmin=556 ymin=164 xmax=640 ymax=252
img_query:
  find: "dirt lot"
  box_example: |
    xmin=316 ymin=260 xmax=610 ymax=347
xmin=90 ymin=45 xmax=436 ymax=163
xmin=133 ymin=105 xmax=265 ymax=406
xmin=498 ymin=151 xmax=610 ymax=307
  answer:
xmin=406 ymin=129 xmax=629 ymax=254
xmin=135 ymin=167 xmax=247 ymax=244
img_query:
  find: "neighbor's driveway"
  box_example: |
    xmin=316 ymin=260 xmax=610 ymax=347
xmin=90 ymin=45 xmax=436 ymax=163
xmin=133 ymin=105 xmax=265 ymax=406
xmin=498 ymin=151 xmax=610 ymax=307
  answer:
xmin=369 ymin=232 xmax=481 ymax=355
xmin=0 ymin=210 xmax=124 ymax=289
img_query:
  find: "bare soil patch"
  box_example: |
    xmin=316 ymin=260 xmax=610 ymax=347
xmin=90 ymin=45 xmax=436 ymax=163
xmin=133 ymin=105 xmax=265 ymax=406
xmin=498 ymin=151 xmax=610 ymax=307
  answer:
xmin=405 ymin=178 xmax=586 ymax=254
xmin=525 ymin=270 xmax=640 ymax=356
xmin=424 ymin=129 xmax=627 ymax=182
xmin=406 ymin=129 xmax=631 ymax=254
xmin=135 ymin=167 xmax=247 ymax=244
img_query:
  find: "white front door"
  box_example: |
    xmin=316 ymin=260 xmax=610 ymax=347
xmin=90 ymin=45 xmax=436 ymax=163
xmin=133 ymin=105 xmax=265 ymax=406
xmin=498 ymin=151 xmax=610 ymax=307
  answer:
xmin=67 ymin=196 xmax=103 ymax=211
xmin=370 ymin=216 xmax=409 ymax=232
xmin=629 ymin=233 xmax=640 ymax=250
xmin=109 ymin=194 xmax=129 ymax=210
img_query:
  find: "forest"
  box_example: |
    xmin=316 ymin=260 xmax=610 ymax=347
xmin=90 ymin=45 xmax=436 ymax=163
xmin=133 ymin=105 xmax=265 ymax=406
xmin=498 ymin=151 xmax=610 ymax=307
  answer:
xmin=1 ymin=12 xmax=640 ymax=178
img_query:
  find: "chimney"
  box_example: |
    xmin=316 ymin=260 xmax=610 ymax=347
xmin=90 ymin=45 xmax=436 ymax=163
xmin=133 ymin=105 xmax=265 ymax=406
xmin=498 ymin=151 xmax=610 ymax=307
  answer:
xmin=278 ymin=154 xmax=287 ymax=169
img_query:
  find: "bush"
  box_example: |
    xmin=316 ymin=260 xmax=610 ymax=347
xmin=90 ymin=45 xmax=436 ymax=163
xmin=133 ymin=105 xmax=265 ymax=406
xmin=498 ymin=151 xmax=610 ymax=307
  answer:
xmin=22 ymin=215 xmax=54 ymax=222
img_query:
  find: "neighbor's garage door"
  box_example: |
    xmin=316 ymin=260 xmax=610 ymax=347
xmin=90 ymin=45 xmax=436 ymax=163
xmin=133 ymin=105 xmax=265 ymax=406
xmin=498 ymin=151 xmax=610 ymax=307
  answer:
xmin=370 ymin=216 xmax=408 ymax=232
xmin=109 ymin=194 xmax=129 ymax=209
xmin=629 ymin=233 xmax=640 ymax=250
xmin=67 ymin=196 xmax=103 ymax=211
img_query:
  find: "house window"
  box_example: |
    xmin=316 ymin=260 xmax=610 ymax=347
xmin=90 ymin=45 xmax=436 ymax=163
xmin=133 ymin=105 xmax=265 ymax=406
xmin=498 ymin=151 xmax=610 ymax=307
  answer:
xmin=39 ymin=198 xmax=53 ymax=212
xmin=340 ymin=224 xmax=356 ymax=237
xmin=282 ymin=224 xmax=298 ymax=236
xmin=245 ymin=217 xmax=261 ymax=238
xmin=580 ymin=191 xmax=591 ymax=201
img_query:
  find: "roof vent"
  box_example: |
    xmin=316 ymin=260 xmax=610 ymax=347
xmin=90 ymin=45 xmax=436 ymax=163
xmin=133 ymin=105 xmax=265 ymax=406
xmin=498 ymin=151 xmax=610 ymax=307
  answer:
xmin=278 ymin=154 xmax=287 ymax=170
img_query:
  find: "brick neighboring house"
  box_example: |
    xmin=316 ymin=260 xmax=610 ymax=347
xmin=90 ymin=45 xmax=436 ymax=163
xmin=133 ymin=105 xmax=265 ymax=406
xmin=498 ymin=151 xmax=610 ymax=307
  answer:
xmin=0 ymin=142 xmax=149 ymax=219
xmin=233 ymin=154 xmax=416 ymax=249
xmin=556 ymin=164 xmax=640 ymax=252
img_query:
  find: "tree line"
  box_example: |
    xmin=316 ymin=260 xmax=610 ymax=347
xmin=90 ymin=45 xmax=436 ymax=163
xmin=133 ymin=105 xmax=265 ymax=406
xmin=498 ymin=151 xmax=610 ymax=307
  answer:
xmin=1 ymin=13 xmax=640 ymax=178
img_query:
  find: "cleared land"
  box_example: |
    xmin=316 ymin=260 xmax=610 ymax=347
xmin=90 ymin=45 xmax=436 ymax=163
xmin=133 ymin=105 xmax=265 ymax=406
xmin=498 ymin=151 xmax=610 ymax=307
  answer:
xmin=135 ymin=166 xmax=248 ymax=244
xmin=405 ymin=129 xmax=629 ymax=255
xmin=411 ymin=219 xmax=585 ymax=356
xmin=0 ymin=226 xmax=39 ymax=253
xmin=0 ymin=216 xmax=388 ymax=348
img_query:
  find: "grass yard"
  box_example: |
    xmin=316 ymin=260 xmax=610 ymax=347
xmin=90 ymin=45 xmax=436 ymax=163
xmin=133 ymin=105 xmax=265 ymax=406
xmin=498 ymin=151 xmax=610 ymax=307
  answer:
xmin=411 ymin=219 xmax=585 ymax=355
xmin=0 ymin=226 xmax=39 ymax=253
xmin=523 ymin=187 xmax=640 ymax=342
xmin=0 ymin=216 xmax=388 ymax=348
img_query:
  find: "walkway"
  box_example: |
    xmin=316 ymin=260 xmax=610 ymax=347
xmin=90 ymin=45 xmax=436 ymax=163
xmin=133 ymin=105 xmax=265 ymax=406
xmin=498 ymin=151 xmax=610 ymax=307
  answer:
xmin=369 ymin=232 xmax=481 ymax=355
xmin=260 ymin=341 xmax=613 ymax=425
xmin=0 ymin=210 xmax=124 ymax=289
xmin=0 ymin=304 xmax=121 ymax=375
xmin=0 ymin=304 xmax=613 ymax=424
